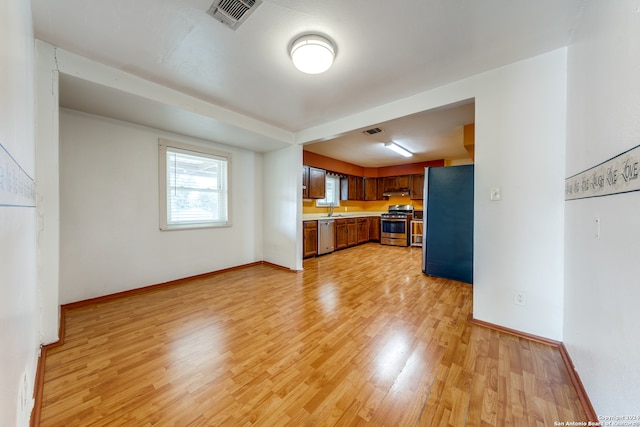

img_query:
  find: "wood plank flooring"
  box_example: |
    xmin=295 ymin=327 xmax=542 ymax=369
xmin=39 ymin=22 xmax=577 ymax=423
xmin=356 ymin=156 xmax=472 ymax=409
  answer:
xmin=39 ymin=244 xmax=587 ymax=426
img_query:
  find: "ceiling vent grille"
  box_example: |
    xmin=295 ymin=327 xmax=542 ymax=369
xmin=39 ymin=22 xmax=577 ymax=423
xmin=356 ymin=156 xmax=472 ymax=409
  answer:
xmin=363 ymin=127 xmax=384 ymax=135
xmin=207 ymin=0 xmax=262 ymax=30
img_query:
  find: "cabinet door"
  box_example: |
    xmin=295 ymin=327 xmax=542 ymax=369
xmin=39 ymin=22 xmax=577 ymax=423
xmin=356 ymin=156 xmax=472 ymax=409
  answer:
xmin=308 ymin=167 xmax=326 ymax=199
xmin=363 ymin=178 xmax=377 ymax=201
xmin=335 ymin=219 xmax=348 ymax=249
xmin=410 ymin=174 xmax=424 ymax=200
xmin=302 ymin=166 xmax=309 ymax=199
xmin=383 ymin=175 xmax=411 ymax=192
xmin=396 ymin=175 xmax=410 ymax=189
xmin=357 ymin=218 xmax=369 ymax=244
xmin=376 ymin=177 xmax=385 ymax=200
xmin=355 ymin=177 xmax=364 ymax=200
xmin=368 ymin=216 xmax=380 ymax=241
xmin=348 ymin=176 xmax=363 ymax=200
xmin=303 ymin=221 xmax=318 ymax=258
xmin=346 ymin=219 xmax=357 ymax=247
xmin=383 ymin=176 xmax=396 ymax=192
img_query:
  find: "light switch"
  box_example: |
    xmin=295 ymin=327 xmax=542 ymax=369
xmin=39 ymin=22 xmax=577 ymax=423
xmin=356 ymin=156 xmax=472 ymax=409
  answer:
xmin=490 ymin=187 xmax=502 ymax=201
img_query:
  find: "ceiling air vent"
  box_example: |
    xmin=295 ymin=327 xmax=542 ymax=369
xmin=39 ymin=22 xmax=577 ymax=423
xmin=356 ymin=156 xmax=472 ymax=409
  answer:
xmin=363 ymin=127 xmax=383 ymax=136
xmin=207 ymin=0 xmax=262 ymax=30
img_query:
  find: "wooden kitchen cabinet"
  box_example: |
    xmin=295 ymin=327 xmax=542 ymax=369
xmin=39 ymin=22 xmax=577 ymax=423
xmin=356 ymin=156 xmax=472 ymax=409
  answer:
xmin=410 ymin=174 xmax=424 ymax=200
xmin=317 ymin=216 xmax=378 ymax=253
xmin=335 ymin=219 xmax=348 ymax=250
xmin=357 ymin=217 xmax=369 ymax=244
xmin=368 ymin=216 xmax=380 ymax=241
xmin=396 ymin=175 xmax=410 ymax=190
xmin=303 ymin=220 xmax=318 ymax=258
xmin=346 ymin=218 xmax=357 ymax=247
xmin=302 ymin=166 xmax=309 ymax=198
xmin=351 ymin=175 xmax=363 ymax=200
xmin=376 ymin=177 xmax=386 ymax=200
xmin=341 ymin=175 xmax=363 ymax=201
xmin=383 ymin=175 xmax=410 ymax=192
xmin=363 ymin=178 xmax=377 ymax=201
xmin=307 ymin=167 xmax=326 ymax=199
xmin=382 ymin=176 xmax=395 ymax=192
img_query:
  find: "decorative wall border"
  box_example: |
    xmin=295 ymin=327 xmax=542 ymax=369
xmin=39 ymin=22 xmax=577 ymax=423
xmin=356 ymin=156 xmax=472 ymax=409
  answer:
xmin=0 ymin=142 xmax=36 ymax=208
xmin=565 ymin=143 xmax=640 ymax=200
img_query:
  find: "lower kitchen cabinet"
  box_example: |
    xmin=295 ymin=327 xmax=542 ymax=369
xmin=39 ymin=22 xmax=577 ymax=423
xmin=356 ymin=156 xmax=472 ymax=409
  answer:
xmin=368 ymin=216 xmax=380 ymax=241
xmin=303 ymin=220 xmax=318 ymax=258
xmin=335 ymin=219 xmax=348 ymax=250
xmin=346 ymin=218 xmax=357 ymax=247
xmin=305 ymin=216 xmax=382 ymax=256
xmin=357 ymin=217 xmax=369 ymax=244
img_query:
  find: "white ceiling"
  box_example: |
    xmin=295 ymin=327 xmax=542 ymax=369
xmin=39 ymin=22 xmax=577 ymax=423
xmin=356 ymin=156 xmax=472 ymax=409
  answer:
xmin=31 ymin=0 xmax=584 ymax=166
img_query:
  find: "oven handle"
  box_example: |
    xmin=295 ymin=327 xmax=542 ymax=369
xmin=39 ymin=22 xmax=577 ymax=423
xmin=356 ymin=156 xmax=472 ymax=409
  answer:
xmin=381 ymin=218 xmax=408 ymax=222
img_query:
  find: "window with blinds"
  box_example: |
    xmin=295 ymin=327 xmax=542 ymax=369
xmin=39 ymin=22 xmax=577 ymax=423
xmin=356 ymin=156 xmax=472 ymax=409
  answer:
xmin=159 ymin=140 xmax=231 ymax=230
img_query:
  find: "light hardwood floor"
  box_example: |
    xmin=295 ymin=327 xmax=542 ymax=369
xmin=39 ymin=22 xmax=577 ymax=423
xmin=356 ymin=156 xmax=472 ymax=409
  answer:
xmin=39 ymin=243 xmax=587 ymax=426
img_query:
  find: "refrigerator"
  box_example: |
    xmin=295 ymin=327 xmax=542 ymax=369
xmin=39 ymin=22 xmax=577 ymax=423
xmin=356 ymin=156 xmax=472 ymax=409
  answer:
xmin=422 ymin=165 xmax=474 ymax=284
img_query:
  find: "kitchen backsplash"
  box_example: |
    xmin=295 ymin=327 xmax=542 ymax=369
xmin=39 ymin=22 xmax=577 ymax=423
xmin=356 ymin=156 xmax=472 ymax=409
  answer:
xmin=303 ymin=195 xmax=424 ymax=214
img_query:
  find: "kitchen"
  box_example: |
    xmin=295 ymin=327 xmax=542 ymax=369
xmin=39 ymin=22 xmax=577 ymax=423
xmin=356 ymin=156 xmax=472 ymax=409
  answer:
xmin=301 ymin=112 xmax=476 ymax=285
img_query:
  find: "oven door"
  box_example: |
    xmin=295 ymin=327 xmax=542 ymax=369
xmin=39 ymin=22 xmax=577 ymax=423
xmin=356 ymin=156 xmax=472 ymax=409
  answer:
xmin=381 ymin=218 xmax=409 ymax=246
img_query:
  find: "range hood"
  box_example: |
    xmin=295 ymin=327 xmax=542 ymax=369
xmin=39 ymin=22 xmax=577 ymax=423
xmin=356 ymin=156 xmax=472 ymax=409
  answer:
xmin=383 ymin=189 xmax=411 ymax=197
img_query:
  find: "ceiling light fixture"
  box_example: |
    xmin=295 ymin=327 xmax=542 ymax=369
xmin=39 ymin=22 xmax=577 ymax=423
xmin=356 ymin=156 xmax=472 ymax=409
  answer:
xmin=384 ymin=142 xmax=413 ymax=158
xmin=290 ymin=34 xmax=336 ymax=74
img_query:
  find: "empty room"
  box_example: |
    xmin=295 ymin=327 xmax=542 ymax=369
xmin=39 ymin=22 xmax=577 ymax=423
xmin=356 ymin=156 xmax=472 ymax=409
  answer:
xmin=2 ymin=0 xmax=639 ymax=425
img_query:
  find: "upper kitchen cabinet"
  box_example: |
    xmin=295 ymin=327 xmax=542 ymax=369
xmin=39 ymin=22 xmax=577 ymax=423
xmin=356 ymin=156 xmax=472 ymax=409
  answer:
xmin=376 ymin=177 xmax=385 ymax=200
xmin=302 ymin=166 xmax=309 ymax=198
xmin=303 ymin=166 xmax=326 ymax=199
xmin=341 ymin=175 xmax=363 ymax=201
xmin=383 ymin=175 xmax=410 ymax=192
xmin=410 ymin=174 xmax=425 ymax=200
xmin=363 ymin=177 xmax=378 ymax=201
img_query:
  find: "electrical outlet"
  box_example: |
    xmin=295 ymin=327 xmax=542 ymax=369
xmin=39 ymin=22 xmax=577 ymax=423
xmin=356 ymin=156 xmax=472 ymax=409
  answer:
xmin=514 ymin=291 xmax=527 ymax=306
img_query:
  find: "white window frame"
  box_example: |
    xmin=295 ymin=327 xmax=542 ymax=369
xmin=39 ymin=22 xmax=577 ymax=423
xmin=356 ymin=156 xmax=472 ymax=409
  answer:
xmin=315 ymin=174 xmax=341 ymax=207
xmin=159 ymin=139 xmax=231 ymax=230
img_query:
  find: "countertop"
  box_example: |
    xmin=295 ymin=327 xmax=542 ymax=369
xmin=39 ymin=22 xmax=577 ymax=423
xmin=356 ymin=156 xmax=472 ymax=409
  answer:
xmin=302 ymin=211 xmax=385 ymax=221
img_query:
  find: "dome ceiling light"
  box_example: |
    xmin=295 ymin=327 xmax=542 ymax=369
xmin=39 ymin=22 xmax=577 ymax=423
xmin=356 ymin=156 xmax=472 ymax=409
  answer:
xmin=290 ymin=34 xmax=336 ymax=74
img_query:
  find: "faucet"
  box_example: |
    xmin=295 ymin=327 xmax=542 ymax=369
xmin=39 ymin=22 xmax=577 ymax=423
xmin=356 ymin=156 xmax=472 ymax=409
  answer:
xmin=328 ymin=202 xmax=334 ymax=217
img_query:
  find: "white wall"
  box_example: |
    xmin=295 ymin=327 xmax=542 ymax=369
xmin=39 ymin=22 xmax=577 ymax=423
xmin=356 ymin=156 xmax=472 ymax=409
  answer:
xmin=0 ymin=0 xmax=39 ymax=425
xmin=472 ymin=49 xmax=567 ymax=340
xmin=262 ymin=145 xmax=303 ymax=271
xmin=59 ymin=110 xmax=264 ymax=303
xmin=35 ymin=40 xmax=61 ymax=345
xmin=564 ymin=1 xmax=640 ymax=415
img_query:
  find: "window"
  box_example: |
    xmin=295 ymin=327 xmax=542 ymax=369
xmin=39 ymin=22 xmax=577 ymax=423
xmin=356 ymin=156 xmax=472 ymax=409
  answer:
xmin=315 ymin=174 xmax=341 ymax=207
xmin=159 ymin=139 xmax=230 ymax=230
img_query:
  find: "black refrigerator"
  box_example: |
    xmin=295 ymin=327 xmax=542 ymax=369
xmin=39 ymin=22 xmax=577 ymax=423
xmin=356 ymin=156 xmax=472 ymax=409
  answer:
xmin=422 ymin=165 xmax=474 ymax=284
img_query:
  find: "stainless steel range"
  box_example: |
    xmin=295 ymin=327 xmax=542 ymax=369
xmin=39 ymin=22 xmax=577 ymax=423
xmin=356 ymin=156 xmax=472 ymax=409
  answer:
xmin=381 ymin=204 xmax=414 ymax=247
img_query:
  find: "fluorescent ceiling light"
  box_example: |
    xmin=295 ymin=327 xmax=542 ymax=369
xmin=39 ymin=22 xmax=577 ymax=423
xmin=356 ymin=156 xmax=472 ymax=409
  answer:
xmin=384 ymin=142 xmax=412 ymax=157
xmin=290 ymin=34 xmax=335 ymax=74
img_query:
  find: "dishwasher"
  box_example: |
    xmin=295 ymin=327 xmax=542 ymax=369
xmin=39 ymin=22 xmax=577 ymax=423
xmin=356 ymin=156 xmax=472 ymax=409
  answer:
xmin=317 ymin=219 xmax=335 ymax=255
